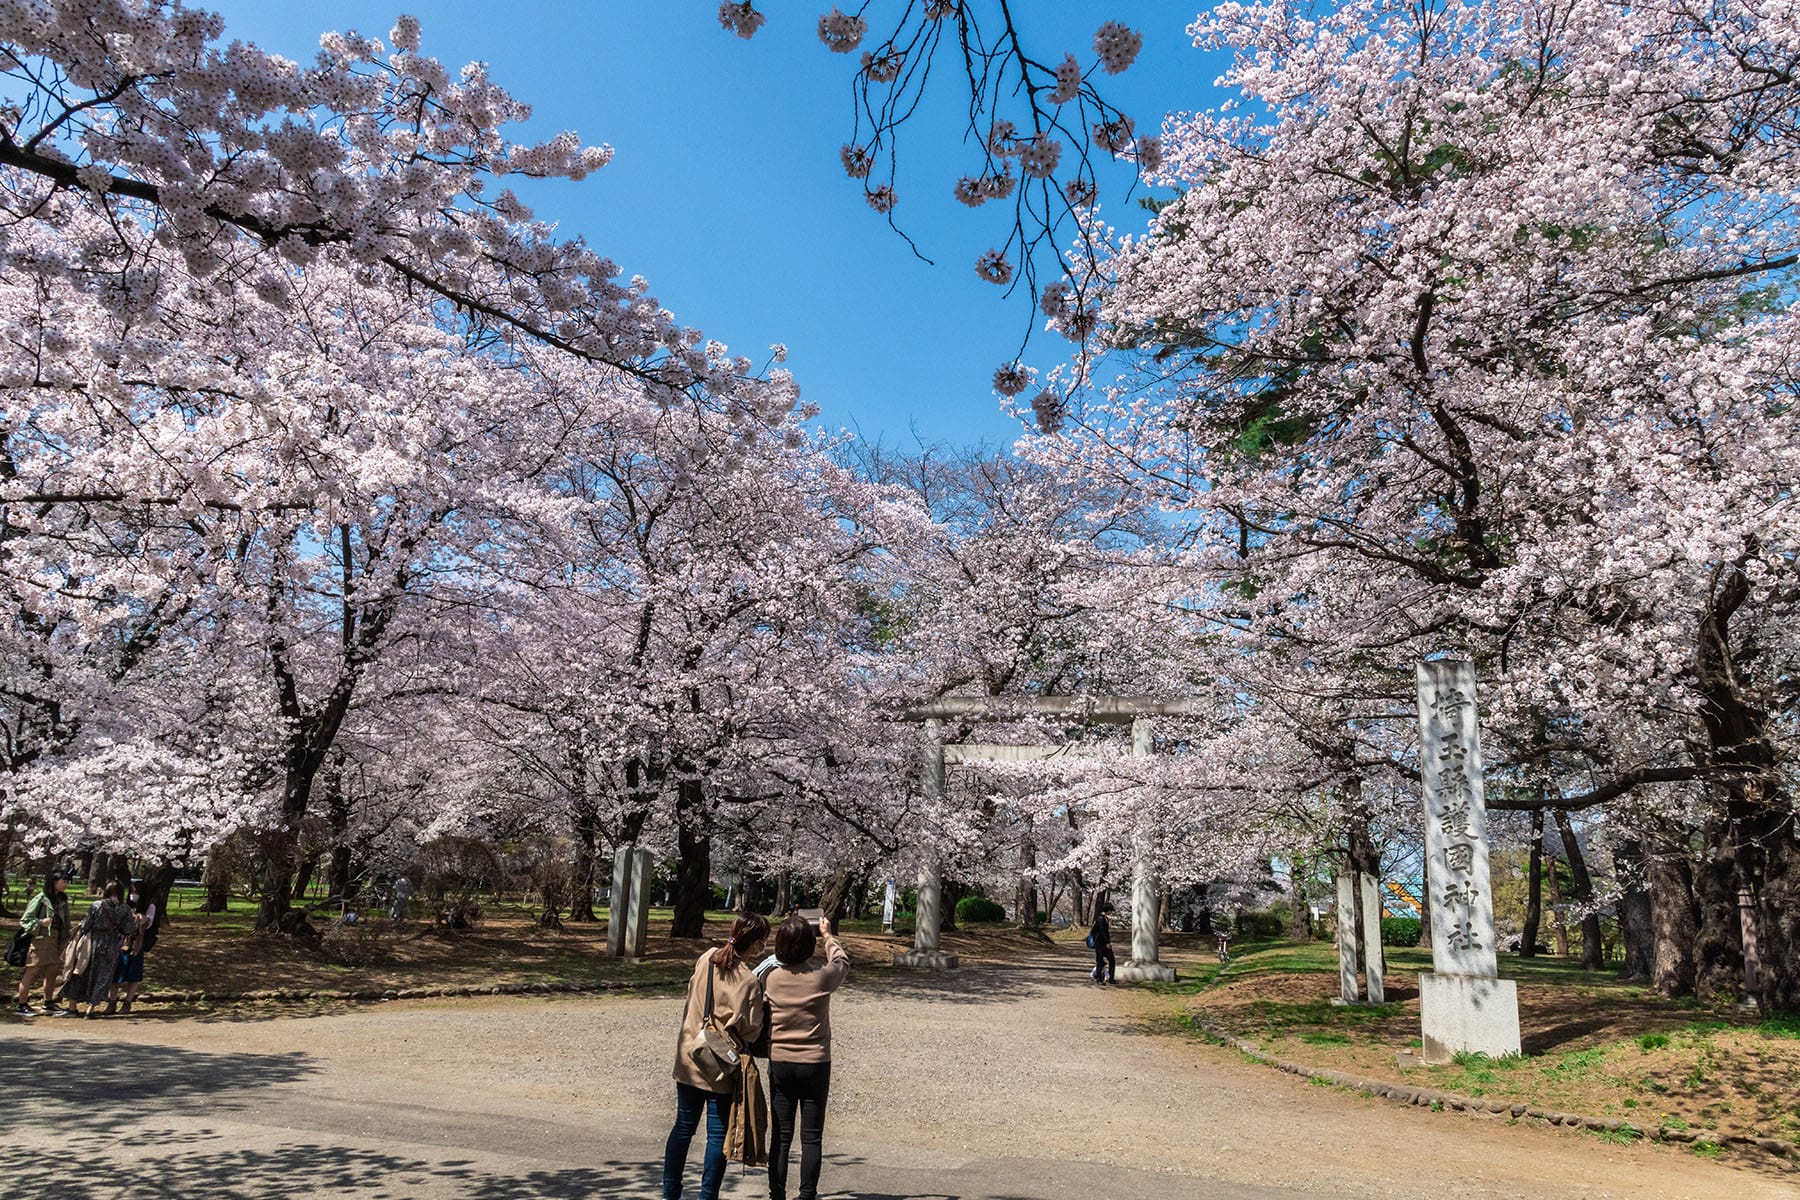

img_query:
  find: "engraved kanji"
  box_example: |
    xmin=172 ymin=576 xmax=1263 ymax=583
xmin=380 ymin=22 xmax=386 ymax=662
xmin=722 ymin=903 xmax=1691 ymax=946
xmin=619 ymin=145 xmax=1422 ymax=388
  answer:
xmin=1439 ymin=880 xmax=1480 ymax=908
xmin=1437 ymin=799 xmax=1479 ymax=840
xmin=1444 ymin=842 xmax=1475 ymax=873
xmin=1445 ymin=920 xmax=1480 ymax=951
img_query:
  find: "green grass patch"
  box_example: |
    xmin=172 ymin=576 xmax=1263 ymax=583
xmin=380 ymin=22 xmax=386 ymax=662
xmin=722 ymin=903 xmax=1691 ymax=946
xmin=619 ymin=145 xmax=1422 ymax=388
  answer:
xmin=1638 ymin=1033 xmax=1670 ymax=1051
xmin=1300 ymin=1031 xmax=1352 ymax=1046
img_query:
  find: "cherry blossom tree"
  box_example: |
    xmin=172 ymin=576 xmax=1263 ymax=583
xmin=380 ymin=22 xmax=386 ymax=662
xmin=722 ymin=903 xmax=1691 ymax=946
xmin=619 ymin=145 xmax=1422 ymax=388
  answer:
xmin=1031 ymin=0 xmax=1800 ymax=1007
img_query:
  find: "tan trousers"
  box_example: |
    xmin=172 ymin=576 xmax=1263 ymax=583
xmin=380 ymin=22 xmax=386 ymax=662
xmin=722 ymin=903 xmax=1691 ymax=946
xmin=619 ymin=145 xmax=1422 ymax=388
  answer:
xmin=17 ymin=931 xmax=61 ymax=1005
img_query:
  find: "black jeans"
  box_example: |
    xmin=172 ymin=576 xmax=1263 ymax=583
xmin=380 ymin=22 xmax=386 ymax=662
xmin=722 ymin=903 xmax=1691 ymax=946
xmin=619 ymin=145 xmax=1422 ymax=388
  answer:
xmin=1093 ymin=943 xmax=1115 ymax=981
xmin=768 ymin=1059 xmax=831 ymax=1200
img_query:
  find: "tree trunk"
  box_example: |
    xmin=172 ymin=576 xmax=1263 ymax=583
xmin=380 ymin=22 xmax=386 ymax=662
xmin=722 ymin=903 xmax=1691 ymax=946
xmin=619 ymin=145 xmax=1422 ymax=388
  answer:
xmin=670 ymin=777 xmax=711 ymax=939
xmin=1754 ymin=818 xmax=1800 ymax=1013
xmin=940 ymin=877 xmax=967 ymax=931
xmin=1546 ymin=854 xmax=1569 ymax=957
xmin=1521 ymin=811 xmax=1544 ymax=958
xmin=291 ymin=850 xmax=319 ymax=901
xmin=1615 ymin=839 xmax=1654 ymax=982
xmin=1287 ymin=860 xmax=1313 ymax=942
xmin=1689 ymin=564 xmax=1797 ymax=1009
xmin=1647 ymin=845 xmax=1699 ymax=997
xmin=1416 ymin=865 xmax=1432 ymax=950
xmin=202 ymin=849 xmax=232 ymax=913
xmin=819 ymin=868 xmax=854 ymax=927
xmin=0 ymin=826 xmax=13 ymax=917
xmin=1553 ymin=809 xmax=1605 ymax=970
xmin=1018 ymin=822 xmax=1040 ymax=926
xmin=567 ymin=741 xmax=600 ymax=922
xmin=1693 ymin=818 xmax=1745 ymax=1003
xmin=141 ymin=863 xmax=178 ymax=942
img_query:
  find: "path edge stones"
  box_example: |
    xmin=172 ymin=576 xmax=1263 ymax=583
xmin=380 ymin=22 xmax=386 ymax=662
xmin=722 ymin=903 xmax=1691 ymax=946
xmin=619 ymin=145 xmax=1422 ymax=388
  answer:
xmin=1186 ymin=1015 xmax=1797 ymax=1161
xmin=126 ymin=977 xmax=676 ymax=1008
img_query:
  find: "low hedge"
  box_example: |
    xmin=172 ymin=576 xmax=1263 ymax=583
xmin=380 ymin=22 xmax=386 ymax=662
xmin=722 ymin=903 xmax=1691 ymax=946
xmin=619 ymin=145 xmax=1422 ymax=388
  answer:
xmin=954 ymin=896 xmax=1007 ymax=924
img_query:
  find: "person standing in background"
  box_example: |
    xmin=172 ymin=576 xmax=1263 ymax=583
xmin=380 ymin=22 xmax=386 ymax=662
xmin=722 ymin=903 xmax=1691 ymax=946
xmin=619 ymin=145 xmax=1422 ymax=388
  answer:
xmin=13 ymin=871 xmax=71 ymax=1016
xmin=1088 ymin=900 xmax=1115 ymax=985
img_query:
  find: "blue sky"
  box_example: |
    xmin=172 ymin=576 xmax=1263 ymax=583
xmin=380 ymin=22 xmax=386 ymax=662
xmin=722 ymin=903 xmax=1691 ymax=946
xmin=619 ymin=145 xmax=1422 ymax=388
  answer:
xmin=206 ymin=2 xmax=1229 ymax=449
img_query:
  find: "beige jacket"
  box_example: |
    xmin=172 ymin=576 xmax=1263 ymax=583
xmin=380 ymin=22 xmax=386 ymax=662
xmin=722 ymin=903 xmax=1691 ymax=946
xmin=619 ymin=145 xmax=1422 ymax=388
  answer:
xmin=763 ymin=934 xmax=850 ymax=1063
xmin=672 ymin=947 xmax=767 ymax=1093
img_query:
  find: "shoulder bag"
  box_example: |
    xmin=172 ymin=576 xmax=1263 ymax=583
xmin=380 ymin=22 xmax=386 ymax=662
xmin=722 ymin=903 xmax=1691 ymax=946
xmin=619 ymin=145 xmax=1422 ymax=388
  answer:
xmin=685 ymin=955 xmax=742 ymax=1087
xmin=6 ymin=894 xmax=45 ymax=966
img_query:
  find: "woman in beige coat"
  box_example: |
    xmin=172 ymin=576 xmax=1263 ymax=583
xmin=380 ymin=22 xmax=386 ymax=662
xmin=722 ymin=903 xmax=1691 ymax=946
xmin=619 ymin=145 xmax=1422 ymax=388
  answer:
xmin=662 ymin=910 xmax=770 ymax=1200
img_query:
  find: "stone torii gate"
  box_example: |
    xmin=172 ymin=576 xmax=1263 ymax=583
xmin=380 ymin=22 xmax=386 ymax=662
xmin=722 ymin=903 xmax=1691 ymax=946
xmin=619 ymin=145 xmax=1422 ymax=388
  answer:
xmin=895 ymin=696 xmax=1205 ymax=980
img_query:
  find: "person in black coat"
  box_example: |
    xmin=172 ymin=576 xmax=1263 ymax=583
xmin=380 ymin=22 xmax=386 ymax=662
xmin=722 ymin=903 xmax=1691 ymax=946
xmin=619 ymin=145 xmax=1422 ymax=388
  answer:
xmin=1088 ymin=901 xmax=1116 ymax=984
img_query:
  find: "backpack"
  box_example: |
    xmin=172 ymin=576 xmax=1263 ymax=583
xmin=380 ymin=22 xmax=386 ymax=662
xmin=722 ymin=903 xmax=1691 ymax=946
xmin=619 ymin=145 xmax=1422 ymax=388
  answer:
xmin=1084 ymin=931 xmax=1096 ymax=949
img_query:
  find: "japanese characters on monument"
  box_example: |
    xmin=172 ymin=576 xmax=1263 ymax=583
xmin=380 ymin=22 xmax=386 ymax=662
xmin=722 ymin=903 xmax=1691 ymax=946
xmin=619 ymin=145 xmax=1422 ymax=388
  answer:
xmin=1416 ymin=660 xmax=1500 ymax=980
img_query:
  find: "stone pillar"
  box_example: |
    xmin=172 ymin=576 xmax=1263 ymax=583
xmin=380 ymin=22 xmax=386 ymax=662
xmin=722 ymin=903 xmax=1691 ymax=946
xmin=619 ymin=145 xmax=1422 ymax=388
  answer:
xmin=623 ymin=847 xmax=652 ymax=961
xmin=1335 ymin=872 xmax=1361 ymax=1003
xmin=1116 ymin=717 xmax=1176 ymax=983
xmin=895 ymin=720 xmax=958 ymax=969
xmin=606 ymin=847 xmax=652 ymax=960
xmin=1416 ymin=660 xmax=1520 ymax=1062
xmin=1360 ymin=874 xmax=1386 ymax=1004
xmin=605 ymin=850 xmax=633 ymax=958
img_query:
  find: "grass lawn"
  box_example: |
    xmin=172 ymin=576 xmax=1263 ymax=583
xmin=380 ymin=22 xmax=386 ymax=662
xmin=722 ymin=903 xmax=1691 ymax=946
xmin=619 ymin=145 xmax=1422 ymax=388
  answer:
xmin=2 ymin=885 xmax=1057 ymax=1017
xmin=1154 ymin=937 xmax=1800 ymax=1150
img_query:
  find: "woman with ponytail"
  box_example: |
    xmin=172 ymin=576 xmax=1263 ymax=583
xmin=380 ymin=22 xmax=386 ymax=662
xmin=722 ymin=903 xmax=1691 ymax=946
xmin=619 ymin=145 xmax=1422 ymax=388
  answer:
xmin=663 ymin=910 xmax=770 ymax=1200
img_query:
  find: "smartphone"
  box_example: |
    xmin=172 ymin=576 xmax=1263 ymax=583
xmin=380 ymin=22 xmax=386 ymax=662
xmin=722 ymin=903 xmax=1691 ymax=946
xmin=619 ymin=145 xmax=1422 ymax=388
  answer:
xmin=796 ymin=907 xmax=824 ymax=930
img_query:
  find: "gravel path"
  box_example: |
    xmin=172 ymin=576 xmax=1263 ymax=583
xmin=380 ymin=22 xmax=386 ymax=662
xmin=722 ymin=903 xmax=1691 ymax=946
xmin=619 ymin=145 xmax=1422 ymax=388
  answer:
xmin=2 ymin=944 xmax=1790 ymax=1199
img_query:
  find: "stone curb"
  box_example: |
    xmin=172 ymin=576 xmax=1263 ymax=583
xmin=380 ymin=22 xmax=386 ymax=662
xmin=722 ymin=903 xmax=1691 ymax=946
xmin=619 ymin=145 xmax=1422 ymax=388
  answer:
xmin=131 ymin=977 xmax=674 ymax=1008
xmin=1188 ymin=1016 xmax=1796 ymax=1160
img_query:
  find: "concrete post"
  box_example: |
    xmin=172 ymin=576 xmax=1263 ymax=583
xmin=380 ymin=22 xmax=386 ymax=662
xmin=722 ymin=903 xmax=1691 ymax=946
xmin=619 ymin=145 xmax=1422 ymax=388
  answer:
xmin=1116 ymin=717 xmax=1176 ymax=983
xmin=605 ymin=848 xmax=652 ymax=960
xmin=606 ymin=850 xmax=633 ymax=959
xmin=895 ymin=719 xmax=958 ymax=969
xmin=1359 ymin=874 xmax=1386 ymax=1004
xmin=1335 ymin=872 xmax=1361 ymax=1003
xmin=623 ymin=847 xmax=652 ymax=961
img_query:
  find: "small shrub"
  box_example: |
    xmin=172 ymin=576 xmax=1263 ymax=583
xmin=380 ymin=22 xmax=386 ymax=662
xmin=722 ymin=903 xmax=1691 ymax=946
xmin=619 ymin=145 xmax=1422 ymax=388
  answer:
xmin=321 ymin=915 xmax=396 ymax=967
xmin=955 ymin=896 xmax=1007 ymax=924
xmin=1231 ymin=908 xmax=1287 ymax=939
xmin=1034 ymin=910 xmax=1049 ymax=924
xmin=1639 ymin=1032 xmax=1670 ymax=1051
xmin=1380 ymin=916 xmax=1422 ymax=946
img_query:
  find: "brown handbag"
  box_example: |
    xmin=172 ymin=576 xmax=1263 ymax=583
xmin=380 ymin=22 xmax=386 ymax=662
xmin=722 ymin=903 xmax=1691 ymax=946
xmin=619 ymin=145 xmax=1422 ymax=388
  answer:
xmin=686 ymin=956 xmax=742 ymax=1087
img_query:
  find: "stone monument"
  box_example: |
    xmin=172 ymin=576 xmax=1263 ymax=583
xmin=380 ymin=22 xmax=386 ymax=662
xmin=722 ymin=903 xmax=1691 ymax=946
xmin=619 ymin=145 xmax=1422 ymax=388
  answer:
xmin=1115 ymin=717 xmax=1177 ymax=983
xmin=1416 ymin=660 xmax=1520 ymax=1063
xmin=605 ymin=846 xmax=653 ymax=961
xmin=1333 ymin=871 xmax=1386 ymax=1004
xmin=895 ymin=720 xmax=959 ymax=969
xmin=1332 ymin=874 xmax=1382 ymax=1007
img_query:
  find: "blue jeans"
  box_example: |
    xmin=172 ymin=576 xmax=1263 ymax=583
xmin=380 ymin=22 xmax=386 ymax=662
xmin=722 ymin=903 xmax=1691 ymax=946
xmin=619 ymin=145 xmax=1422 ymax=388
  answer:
xmin=662 ymin=1082 xmax=729 ymax=1200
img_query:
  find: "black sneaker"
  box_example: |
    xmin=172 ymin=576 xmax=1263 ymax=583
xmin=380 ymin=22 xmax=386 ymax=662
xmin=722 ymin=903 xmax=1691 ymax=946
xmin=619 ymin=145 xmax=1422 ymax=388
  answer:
xmin=49 ymin=1006 xmax=77 ymax=1018
xmin=13 ymin=1003 xmax=34 ymax=1015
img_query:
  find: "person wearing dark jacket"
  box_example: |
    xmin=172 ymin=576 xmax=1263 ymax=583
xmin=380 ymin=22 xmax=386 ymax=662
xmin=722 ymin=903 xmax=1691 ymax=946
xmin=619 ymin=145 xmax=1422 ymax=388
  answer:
xmin=1088 ymin=901 xmax=1115 ymax=985
xmin=13 ymin=871 xmax=72 ymax=1016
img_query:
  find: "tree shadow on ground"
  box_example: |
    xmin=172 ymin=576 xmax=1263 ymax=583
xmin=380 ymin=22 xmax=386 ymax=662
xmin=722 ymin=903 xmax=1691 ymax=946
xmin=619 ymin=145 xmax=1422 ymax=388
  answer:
xmin=0 ymin=1132 xmax=1005 ymax=1199
xmin=852 ymin=951 xmax=1095 ymax=1008
xmin=0 ymin=1034 xmax=316 ymax=1117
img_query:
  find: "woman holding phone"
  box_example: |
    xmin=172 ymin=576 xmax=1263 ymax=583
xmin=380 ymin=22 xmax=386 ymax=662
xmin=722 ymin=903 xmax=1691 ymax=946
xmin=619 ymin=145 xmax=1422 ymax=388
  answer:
xmin=762 ymin=910 xmax=850 ymax=1200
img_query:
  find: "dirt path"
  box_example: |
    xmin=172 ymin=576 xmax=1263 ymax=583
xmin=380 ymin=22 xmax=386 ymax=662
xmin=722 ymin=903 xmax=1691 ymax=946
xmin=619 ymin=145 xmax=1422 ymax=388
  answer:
xmin=2 ymin=945 xmax=1790 ymax=1199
